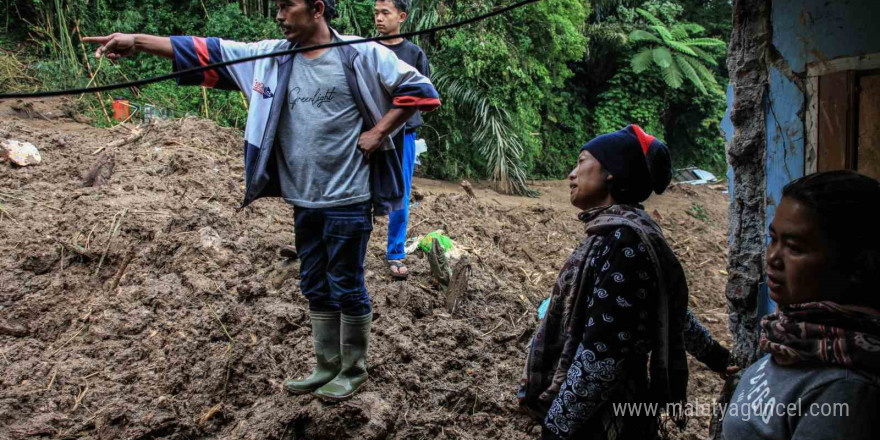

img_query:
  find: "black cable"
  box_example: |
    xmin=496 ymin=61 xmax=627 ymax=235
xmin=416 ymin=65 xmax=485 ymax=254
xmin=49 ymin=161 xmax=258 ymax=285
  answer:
xmin=1 ymin=0 xmax=539 ymax=99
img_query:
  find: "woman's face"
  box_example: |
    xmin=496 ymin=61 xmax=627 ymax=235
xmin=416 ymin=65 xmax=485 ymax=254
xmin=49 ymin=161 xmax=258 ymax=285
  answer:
xmin=569 ymin=150 xmax=612 ymax=211
xmin=766 ymin=197 xmax=846 ymax=306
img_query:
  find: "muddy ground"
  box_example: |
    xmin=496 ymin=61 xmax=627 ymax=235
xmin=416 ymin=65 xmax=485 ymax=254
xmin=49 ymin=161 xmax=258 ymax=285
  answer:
xmin=0 ymin=99 xmax=732 ymax=440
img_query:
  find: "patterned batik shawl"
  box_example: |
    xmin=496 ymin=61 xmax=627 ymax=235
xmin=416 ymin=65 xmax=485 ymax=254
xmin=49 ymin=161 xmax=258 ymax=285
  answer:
xmin=521 ymin=205 xmax=689 ymax=417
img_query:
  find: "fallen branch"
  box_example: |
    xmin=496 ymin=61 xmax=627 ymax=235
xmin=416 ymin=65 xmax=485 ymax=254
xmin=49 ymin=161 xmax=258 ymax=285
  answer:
xmin=72 ymin=385 xmax=89 ymax=412
xmin=108 ymin=244 xmax=137 ymax=291
xmin=52 ymin=237 xmax=98 ymax=261
xmin=408 ymin=218 xmax=429 ymax=232
xmin=520 ymin=247 xmax=538 ymax=264
xmin=0 ymin=203 xmax=15 ymax=223
xmin=93 ymin=123 xmax=150 ymax=155
xmin=49 ymin=325 xmax=86 ymax=358
xmin=46 ymin=368 xmax=57 ymax=390
xmin=480 ymin=321 xmax=504 ymax=337
xmin=198 ymin=403 xmax=223 ymax=427
xmin=204 ymin=300 xmax=235 ymax=396
xmin=94 ymin=208 xmax=129 ymax=278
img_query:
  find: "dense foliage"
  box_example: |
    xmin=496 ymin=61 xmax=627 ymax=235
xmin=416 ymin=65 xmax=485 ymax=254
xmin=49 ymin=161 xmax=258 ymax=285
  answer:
xmin=1 ymin=0 xmax=731 ymax=192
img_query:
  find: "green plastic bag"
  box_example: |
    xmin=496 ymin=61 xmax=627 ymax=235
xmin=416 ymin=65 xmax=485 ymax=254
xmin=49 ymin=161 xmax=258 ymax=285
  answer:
xmin=417 ymin=230 xmax=454 ymax=253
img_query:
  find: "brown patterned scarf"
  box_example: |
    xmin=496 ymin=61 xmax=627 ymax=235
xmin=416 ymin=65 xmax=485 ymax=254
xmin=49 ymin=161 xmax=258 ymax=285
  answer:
xmin=760 ymin=301 xmax=880 ymax=380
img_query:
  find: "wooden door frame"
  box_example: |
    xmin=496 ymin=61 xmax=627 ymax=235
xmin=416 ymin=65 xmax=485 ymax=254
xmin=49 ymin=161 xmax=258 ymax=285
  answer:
xmin=805 ymin=53 xmax=880 ymax=174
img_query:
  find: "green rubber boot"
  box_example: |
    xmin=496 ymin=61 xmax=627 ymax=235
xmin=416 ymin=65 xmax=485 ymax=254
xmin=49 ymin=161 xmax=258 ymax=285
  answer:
xmin=284 ymin=311 xmax=341 ymax=394
xmin=314 ymin=312 xmax=372 ymax=401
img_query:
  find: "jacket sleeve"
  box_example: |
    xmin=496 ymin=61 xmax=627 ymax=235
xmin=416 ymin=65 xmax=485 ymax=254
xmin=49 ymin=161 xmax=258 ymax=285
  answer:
xmin=543 ymin=227 xmax=657 ymax=439
xmin=169 ymin=36 xmax=270 ymax=96
xmin=683 ymin=309 xmax=730 ymax=373
xmin=369 ymin=43 xmax=440 ymax=112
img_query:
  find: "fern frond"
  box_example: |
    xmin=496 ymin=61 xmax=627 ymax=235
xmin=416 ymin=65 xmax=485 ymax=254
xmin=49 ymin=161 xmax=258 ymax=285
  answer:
xmin=676 ymin=55 xmax=706 ymax=94
xmin=631 ymin=48 xmax=654 ymax=73
xmin=628 ymin=29 xmax=662 ymax=44
xmin=660 ymin=59 xmax=684 ymax=89
xmin=666 ymin=40 xmax=698 ymax=56
xmin=685 ymin=37 xmax=727 ymax=47
xmin=652 ymin=46 xmax=673 ymax=69
xmin=635 ymin=8 xmax=665 ymax=27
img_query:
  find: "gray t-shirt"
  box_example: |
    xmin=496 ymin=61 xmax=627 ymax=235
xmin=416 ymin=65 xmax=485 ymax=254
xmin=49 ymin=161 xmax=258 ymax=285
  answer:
xmin=722 ymin=354 xmax=880 ymax=439
xmin=275 ymin=46 xmax=370 ymax=208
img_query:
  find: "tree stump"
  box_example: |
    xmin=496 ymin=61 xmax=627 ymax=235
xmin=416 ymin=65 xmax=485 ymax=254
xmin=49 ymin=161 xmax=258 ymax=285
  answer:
xmin=83 ymin=152 xmax=115 ymax=187
xmin=446 ymin=257 xmax=470 ymax=314
xmin=426 ymin=237 xmax=451 ymax=290
xmin=460 ymin=180 xmax=476 ymax=199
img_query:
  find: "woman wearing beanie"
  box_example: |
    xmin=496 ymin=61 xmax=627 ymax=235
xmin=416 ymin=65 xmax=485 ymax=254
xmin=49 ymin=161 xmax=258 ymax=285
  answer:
xmin=519 ymin=125 xmax=732 ymax=439
xmin=722 ymin=171 xmax=880 ymax=439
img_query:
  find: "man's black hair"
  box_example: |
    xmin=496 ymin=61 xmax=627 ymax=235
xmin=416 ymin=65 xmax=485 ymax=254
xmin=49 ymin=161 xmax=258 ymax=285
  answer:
xmin=782 ymin=170 xmax=880 ymax=308
xmin=376 ymin=0 xmax=410 ymax=14
xmin=305 ymin=0 xmax=338 ymax=21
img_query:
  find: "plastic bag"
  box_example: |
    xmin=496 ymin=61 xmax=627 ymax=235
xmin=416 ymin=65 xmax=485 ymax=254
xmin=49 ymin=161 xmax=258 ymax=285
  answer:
xmin=537 ymin=297 xmax=551 ymax=320
xmin=417 ymin=230 xmax=454 ymax=253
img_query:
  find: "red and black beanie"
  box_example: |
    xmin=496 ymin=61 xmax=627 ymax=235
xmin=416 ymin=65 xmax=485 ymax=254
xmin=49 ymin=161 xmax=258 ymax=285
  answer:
xmin=580 ymin=124 xmax=672 ymax=204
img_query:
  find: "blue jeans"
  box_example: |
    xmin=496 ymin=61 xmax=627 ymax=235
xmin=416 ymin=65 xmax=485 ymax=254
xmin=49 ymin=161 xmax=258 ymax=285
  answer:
xmin=386 ymin=131 xmax=417 ymax=260
xmin=294 ymin=202 xmax=373 ymax=316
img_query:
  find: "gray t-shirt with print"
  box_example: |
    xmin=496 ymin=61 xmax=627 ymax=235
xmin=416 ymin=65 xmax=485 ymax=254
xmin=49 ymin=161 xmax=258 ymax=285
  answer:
xmin=275 ymin=46 xmax=370 ymax=208
xmin=722 ymin=354 xmax=880 ymax=439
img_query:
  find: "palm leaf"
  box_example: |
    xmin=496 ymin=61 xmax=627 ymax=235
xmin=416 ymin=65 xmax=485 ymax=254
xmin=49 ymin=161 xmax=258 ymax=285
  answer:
xmin=432 ymin=72 xmax=536 ymax=196
xmin=660 ymin=60 xmax=684 ymax=89
xmin=676 ymin=55 xmax=706 ymax=94
xmin=631 ymin=48 xmax=653 ymax=73
xmin=652 ymin=46 xmax=673 ymax=69
xmin=628 ymin=29 xmax=662 ymax=44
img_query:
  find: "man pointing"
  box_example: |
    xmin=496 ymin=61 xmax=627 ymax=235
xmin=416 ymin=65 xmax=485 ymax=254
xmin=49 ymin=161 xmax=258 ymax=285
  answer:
xmin=85 ymin=0 xmax=440 ymax=400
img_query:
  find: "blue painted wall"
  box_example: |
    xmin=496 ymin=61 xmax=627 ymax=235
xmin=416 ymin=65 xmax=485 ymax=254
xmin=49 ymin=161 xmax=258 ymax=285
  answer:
xmin=772 ymin=0 xmax=880 ymax=74
xmin=730 ymin=0 xmax=880 ymax=314
xmin=721 ymin=84 xmax=734 ymax=204
xmin=763 ymin=66 xmax=806 ymax=315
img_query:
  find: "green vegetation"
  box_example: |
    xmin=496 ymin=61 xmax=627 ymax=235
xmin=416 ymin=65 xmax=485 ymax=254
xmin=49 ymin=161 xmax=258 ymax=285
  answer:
xmin=1 ymin=0 xmax=731 ymax=193
xmin=628 ymin=8 xmax=725 ymax=94
xmin=687 ymin=201 xmax=710 ymax=222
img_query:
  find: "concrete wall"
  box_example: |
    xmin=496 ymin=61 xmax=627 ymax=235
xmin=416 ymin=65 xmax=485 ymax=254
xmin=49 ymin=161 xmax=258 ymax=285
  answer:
xmin=772 ymin=0 xmax=880 ymax=74
xmin=724 ymin=0 xmax=770 ymax=368
xmin=756 ymin=0 xmax=880 ymax=315
xmin=725 ymin=0 xmax=880 ymax=367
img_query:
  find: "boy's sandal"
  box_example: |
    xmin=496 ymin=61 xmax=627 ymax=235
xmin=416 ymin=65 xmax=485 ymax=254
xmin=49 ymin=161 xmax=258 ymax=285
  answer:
xmin=387 ymin=259 xmax=409 ymax=280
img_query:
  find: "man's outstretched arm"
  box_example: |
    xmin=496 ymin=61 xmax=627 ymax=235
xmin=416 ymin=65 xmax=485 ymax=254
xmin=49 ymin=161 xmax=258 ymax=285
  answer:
xmin=82 ymin=33 xmax=173 ymax=60
xmin=84 ymin=33 xmax=257 ymax=92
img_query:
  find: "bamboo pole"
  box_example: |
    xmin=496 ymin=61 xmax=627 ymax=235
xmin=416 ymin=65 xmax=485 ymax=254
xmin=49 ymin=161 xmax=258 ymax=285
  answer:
xmin=202 ymin=86 xmax=210 ymax=119
xmin=76 ymin=20 xmax=112 ymax=125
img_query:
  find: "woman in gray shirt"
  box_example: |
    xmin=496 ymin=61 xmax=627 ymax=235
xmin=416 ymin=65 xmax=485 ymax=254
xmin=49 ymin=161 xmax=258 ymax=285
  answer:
xmin=723 ymin=171 xmax=880 ymax=439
